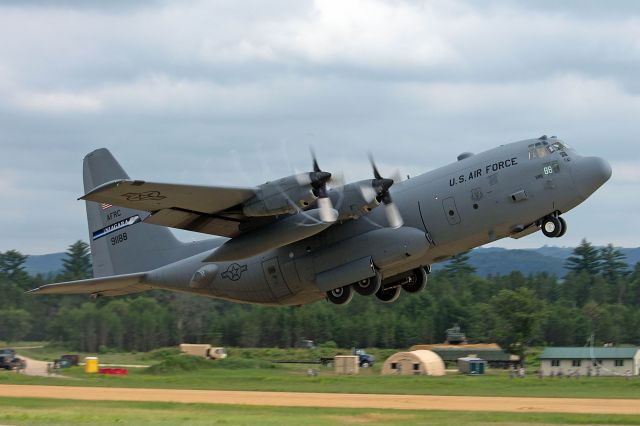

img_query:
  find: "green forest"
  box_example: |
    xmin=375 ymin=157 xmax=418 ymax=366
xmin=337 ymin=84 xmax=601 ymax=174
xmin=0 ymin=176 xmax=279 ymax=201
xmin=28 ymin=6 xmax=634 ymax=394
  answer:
xmin=1 ymin=240 xmax=639 ymax=358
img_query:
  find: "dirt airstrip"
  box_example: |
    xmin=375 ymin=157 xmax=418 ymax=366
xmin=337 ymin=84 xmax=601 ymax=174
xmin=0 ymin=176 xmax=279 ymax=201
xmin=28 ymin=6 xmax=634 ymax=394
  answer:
xmin=1 ymin=384 xmax=639 ymax=415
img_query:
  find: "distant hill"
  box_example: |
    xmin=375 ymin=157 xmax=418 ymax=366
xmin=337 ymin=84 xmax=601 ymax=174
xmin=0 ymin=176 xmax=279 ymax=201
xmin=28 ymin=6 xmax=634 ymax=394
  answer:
xmin=24 ymin=246 xmax=640 ymax=278
xmin=24 ymin=252 xmax=65 ymax=276
xmin=429 ymin=246 xmax=639 ymax=277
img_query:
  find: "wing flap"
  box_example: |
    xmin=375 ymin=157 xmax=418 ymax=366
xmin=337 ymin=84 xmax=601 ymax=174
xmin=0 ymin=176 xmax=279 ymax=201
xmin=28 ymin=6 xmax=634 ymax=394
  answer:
xmin=81 ymin=179 xmax=257 ymax=214
xmin=144 ymin=208 xmax=242 ymax=237
xmin=28 ymin=272 xmax=151 ymax=296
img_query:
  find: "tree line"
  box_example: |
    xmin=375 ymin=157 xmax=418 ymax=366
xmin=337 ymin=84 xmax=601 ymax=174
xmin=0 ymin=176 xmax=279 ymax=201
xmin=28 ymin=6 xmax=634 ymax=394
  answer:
xmin=1 ymin=239 xmax=639 ymax=357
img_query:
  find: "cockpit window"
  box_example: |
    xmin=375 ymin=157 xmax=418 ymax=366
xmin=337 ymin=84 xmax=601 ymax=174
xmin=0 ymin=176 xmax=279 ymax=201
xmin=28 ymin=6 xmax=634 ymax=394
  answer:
xmin=528 ymin=143 xmax=549 ymax=159
xmin=550 ymin=140 xmax=569 ymax=151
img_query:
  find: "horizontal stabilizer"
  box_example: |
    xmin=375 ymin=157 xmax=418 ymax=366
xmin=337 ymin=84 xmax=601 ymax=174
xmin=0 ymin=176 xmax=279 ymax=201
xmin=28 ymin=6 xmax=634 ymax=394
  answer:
xmin=81 ymin=179 xmax=257 ymax=214
xmin=28 ymin=272 xmax=151 ymax=296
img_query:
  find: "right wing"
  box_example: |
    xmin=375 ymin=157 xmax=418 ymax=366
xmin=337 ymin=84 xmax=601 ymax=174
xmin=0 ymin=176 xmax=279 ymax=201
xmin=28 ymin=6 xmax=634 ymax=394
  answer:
xmin=28 ymin=272 xmax=152 ymax=297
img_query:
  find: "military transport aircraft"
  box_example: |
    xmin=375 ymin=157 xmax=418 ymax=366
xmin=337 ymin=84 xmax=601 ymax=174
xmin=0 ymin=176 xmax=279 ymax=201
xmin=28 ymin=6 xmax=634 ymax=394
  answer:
xmin=30 ymin=136 xmax=611 ymax=306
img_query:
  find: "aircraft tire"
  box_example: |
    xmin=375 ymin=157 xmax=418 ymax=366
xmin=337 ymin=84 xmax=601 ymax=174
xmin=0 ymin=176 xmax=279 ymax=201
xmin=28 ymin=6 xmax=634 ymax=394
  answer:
xmin=402 ymin=268 xmax=428 ymax=293
xmin=375 ymin=286 xmax=401 ymax=303
xmin=353 ymin=273 xmax=382 ymax=296
xmin=557 ymin=217 xmax=567 ymax=237
xmin=541 ymin=216 xmax=562 ymax=238
xmin=327 ymin=286 xmax=354 ymax=305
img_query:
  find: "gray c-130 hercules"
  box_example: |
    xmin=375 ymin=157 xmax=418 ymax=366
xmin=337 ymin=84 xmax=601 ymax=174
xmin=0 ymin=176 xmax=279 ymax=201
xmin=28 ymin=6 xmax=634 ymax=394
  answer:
xmin=30 ymin=136 xmax=611 ymax=306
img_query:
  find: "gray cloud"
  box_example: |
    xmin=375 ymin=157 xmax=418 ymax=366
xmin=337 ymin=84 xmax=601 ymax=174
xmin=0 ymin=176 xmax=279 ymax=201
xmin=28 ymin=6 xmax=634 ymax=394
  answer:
xmin=0 ymin=0 xmax=638 ymax=253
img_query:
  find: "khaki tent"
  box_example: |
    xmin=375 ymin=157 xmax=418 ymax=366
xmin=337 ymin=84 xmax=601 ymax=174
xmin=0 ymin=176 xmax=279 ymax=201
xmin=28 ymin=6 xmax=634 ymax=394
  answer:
xmin=381 ymin=350 xmax=445 ymax=376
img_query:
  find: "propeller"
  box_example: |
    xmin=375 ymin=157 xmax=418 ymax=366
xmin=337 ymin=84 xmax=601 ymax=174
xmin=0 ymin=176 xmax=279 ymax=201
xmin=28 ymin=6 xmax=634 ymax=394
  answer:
xmin=309 ymin=149 xmax=336 ymax=223
xmin=369 ymin=154 xmax=404 ymax=229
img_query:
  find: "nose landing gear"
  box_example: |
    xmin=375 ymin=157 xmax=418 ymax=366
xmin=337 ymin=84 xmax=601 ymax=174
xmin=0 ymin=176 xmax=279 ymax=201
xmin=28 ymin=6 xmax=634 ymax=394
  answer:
xmin=541 ymin=214 xmax=567 ymax=238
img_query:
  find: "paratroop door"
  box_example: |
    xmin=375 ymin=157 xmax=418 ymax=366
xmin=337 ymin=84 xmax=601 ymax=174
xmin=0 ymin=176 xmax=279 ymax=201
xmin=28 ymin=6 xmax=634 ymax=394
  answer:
xmin=262 ymin=257 xmax=292 ymax=299
xmin=442 ymin=197 xmax=461 ymax=225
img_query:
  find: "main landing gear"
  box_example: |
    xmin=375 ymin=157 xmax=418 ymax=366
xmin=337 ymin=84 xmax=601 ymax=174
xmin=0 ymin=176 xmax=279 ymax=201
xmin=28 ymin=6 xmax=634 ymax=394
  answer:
xmin=540 ymin=214 xmax=567 ymax=238
xmin=326 ymin=285 xmax=354 ymax=305
xmin=326 ymin=267 xmax=428 ymax=305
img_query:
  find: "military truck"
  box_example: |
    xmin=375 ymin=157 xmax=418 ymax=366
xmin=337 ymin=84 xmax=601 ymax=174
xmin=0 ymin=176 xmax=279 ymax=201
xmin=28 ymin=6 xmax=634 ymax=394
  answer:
xmin=179 ymin=344 xmax=227 ymax=360
xmin=445 ymin=325 xmax=468 ymax=345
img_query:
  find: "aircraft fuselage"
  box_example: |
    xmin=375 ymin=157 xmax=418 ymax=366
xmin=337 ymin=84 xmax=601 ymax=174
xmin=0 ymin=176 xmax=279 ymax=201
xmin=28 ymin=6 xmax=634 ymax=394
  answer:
xmin=145 ymin=136 xmax=611 ymax=306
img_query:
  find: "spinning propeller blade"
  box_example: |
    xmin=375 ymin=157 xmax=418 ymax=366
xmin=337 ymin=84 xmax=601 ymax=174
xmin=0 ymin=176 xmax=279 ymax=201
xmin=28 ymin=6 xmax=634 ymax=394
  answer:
xmin=369 ymin=154 xmax=404 ymax=229
xmin=310 ymin=149 xmax=336 ymax=223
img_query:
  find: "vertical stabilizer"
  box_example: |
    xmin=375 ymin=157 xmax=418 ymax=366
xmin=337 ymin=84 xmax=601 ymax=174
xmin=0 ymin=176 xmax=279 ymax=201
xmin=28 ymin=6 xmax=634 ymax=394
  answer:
xmin=83 ymin=148 xmax=183 ymax=277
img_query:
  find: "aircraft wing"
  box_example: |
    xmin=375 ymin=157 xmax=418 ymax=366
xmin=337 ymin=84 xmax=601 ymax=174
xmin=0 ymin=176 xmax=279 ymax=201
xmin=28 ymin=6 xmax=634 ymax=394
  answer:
xmin=82 ymin=179 xmax=257 ymax=213
xmin=28 ymin=272 xmax=152 ymax=297
xmin=81 ymin=179 xmax=263 ymax=237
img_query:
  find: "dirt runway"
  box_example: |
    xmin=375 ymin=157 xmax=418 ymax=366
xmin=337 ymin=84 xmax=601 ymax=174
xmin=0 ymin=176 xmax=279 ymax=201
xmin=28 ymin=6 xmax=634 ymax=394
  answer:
xmin=1 ymin=384 xmax=639 ymax=414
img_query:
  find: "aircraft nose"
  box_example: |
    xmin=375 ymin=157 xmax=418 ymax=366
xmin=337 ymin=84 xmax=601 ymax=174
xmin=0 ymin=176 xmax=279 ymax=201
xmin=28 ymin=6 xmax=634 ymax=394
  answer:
xmin=571 ymin=156 xmax=612 ymax=199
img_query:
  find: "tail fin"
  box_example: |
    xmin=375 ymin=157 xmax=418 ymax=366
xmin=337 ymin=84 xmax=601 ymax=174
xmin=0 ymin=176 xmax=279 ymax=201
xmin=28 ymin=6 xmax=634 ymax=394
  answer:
xmin=83 ymin=148 xmax=183 ymax=277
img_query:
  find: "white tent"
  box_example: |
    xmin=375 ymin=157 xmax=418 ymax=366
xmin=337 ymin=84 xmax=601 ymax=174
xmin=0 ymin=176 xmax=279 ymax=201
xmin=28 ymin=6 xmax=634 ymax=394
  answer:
xmin=381 ymin=350 xmax=445 ymax=376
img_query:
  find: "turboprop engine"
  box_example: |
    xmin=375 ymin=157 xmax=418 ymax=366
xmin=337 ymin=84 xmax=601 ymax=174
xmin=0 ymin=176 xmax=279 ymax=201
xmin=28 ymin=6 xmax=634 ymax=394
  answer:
xmin=242 ymin=153 xmax=335 ymax=223
xmin=242 ymin=173 xmax=326 ymax=216
xmin=329 ymin=156 xmax=404 ymax=228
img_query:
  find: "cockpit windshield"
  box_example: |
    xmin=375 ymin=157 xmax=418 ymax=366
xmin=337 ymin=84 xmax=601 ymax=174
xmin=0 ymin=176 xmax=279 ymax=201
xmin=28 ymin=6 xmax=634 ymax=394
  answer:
xmin=549 ymin=140 xmax=569 ymax=151
xmin=528 ymin=141 xmax=549 ymax=159
xmin=528 ymin=138 xmax=570 ymax=160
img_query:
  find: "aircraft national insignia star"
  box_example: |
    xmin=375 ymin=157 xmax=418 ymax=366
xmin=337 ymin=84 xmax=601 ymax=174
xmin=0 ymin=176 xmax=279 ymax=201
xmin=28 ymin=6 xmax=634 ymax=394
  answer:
xmin=221 ymin=263 xmax=248 ymax=281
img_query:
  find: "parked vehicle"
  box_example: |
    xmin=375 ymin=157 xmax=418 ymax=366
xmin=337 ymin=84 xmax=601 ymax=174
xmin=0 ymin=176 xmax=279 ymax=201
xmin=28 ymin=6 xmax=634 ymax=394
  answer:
xmin=179 ymin=344 xmax=227 ymax=360
xmin=0 ymin=348 xmax=22 ymax=370
xmin=354 ymin=349 xmax=375 ymax=367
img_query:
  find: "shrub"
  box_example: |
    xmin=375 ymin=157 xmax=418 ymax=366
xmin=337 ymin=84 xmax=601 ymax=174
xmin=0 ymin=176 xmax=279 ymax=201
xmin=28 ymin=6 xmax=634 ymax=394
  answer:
xmin=144 ymin=354 xmax=277 ymax=375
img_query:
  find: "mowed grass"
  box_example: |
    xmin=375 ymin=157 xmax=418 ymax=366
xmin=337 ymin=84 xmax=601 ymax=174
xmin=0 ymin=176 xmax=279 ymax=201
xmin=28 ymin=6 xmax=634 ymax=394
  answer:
xmin=9 ymin=342 xmax=161 ymax=366
xmin=4 ymin=344 xmax=640 ymax=399
xmin=1 ymin=397 xmax=640 ymax=426
xmin=2 ymin=365 xmax=640 ymax=399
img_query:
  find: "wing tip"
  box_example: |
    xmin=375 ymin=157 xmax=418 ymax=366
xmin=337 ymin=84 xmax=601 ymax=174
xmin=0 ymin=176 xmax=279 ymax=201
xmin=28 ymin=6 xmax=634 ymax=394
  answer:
xmin=80 ymin=179 xmax=129 ymax=200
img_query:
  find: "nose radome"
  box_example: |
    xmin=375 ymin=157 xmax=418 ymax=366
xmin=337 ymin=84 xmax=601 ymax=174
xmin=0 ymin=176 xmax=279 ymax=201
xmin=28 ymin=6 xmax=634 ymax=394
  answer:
xmin=571 ymin=156 xmax=612 ymax=200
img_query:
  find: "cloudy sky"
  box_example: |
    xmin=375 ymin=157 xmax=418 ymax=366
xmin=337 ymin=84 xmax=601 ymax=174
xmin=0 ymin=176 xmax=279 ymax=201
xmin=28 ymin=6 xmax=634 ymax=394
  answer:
xmin=0 ymin=0 xmax=638 ymax=254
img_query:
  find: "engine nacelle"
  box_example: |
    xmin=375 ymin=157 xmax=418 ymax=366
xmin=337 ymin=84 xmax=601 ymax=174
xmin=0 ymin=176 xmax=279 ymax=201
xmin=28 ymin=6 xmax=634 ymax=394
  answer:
xmin=329 ymin=180 xmax=381 ymax=220
xmin=243 ymin=174 xmax=318 ymax=217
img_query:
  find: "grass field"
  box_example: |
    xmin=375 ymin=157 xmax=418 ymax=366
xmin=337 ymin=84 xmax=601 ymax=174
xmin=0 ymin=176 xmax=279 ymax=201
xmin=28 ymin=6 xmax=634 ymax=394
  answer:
xmin=3 ymin=343 xmax=639 ymax=399
xmin=2 ymin=364 xmax=640 ymax=399
xmin=1 ymin=397 xmax=640 ymax=426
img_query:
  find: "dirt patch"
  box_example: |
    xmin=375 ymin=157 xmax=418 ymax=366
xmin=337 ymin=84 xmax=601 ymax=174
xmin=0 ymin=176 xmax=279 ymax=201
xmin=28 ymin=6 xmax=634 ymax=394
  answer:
xmin=15 ymin=355 xmax=64 ymax=378
xmin=0 ymin=385 xmax=639 ymax=415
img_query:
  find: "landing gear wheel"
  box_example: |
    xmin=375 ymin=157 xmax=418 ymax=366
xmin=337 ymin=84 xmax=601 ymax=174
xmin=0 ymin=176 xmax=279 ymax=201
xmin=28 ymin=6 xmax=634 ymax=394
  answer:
xmin=327 ymin=286 xmax=354 ymax=305
xmin=541 ymin=216 xmax=562 ymax=238
xmin=353 ymin=273 xmax=382 ymax=296
xmin=557 ymin=216 xmax=567 ymax=237
xmin=375 ymin=286 xmax=401 ymax=303
xmin=402 ymin=268 xmax=428 ymax=294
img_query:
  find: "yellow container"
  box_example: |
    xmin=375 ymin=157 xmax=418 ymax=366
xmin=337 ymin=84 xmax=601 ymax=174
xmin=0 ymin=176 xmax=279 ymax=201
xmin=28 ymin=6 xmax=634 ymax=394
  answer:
xmin=85 ymin=356 xmax=99 ymax=373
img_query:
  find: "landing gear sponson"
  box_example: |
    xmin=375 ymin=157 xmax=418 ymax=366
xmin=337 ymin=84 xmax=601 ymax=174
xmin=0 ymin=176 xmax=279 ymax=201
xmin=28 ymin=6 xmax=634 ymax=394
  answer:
xmin=326 ymin=267 xmax=428 ymax=305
